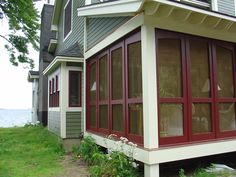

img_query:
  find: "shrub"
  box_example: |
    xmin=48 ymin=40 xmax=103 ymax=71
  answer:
xmin=78 ymin=135 xmax=141 ymax=177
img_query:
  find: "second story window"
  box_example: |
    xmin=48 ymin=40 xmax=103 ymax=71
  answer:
xmin=64 ymin=0 xmax=72 ymax=39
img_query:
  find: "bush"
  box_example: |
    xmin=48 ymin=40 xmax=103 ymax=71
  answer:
xmin=78 ymin=135 xmax=141 ymax=177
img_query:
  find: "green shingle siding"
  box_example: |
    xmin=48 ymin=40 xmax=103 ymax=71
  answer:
xmin=87 ymin=17 xmax=131 ymax=49
xmin=218 ymin=0 xmax=235 ymax=16
xmin=66 ymin=111 xmax=82 ymax=138
xmin=56 ymin=0 xmax=85 ymax=55
xmin=48 ymin=111 xmax=61 ymax=136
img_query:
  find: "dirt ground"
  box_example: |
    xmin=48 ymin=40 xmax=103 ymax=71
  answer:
xmin=55 ymin=155 xmax=90 ymax=177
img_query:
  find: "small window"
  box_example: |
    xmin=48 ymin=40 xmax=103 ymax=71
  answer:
xmin=49 ymin=76 xmax=60 ymax=108
xmin=69 ymin=71 xmax=82 ymax=107
xmin=64 ymin=0 xmax=72 ymax=39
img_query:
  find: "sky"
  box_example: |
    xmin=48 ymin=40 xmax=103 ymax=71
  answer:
xmin=0 ymin=1 xmax=47 ymax=109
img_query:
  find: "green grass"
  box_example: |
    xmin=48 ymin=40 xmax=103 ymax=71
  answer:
xmin=0 ymin=126 xmax=65 ymax=177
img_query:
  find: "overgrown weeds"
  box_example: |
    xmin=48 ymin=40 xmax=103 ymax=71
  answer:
xmin=73 ymin=135 xmax=142 ymax=177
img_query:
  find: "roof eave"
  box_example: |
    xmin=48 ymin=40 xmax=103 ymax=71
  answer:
xmin=51 ymin=0 xmax=62 ymax=29
xmin=77 ymin=0 xmax=145 ymax=17
xmin=43 ymin=56 xmax=84 ymax=76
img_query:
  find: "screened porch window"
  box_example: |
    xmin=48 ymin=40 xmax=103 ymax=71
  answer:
xmin=86 ymin=31 xmax=143 ymax=144
xmin=157 ymin=30 xmax=236 ymax=145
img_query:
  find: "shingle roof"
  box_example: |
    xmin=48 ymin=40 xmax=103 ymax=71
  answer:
xmin=29 ymin=71 xmax=39 ymax=76
xmin=57 ymin=43 xmax=84 ymax=58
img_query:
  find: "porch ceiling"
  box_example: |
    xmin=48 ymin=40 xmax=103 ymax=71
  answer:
xmin=144 ymin=0 xmax=236 ymax=34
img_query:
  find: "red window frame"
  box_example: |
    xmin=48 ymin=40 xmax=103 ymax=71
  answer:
xmin=49 ymin=76 xmax=60 ymax=108
xmin=86 ymin=60 xmax=97 ymax=132
xmin=109 ymin=41 xmax=125 ymax=137
xmin=125 ymin=32 xmax=143 ymax=144
xmin=49 ymin=80 xmax=52 ymax=107
xmin=86 ymin=30 xmax=143 ymax=145
xmin=156 ymin=29 xmax=236 ymax=146
xmin=97 ymin=51 xmax=109 ymax=134
xmin=69 ymin=71 xmax=82 ymax=107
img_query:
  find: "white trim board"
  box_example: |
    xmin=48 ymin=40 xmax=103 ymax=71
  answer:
xmin=43 ymin=56 xmax=84 ymax=76
xmin=85 ymin=132 xmax=236 ymax=165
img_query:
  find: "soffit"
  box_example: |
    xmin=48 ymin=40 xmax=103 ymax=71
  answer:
xmin=144 ymin=0 xmax=236 ymax=34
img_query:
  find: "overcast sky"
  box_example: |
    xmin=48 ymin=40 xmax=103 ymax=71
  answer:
xmin=0 ymin=1 xmax=47 ymax=109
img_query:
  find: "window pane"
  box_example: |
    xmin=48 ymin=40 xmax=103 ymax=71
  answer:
xmin=69 ymin=72 xmax=81 ymax=106
xmin=64 ymin=0 xmax=72 ymax=37
xmin=99 ymin=55 xmax=108 ymax=100
xmin=112 ymin=48 xmax=123 ymax=100
xmin=128 ymin=42 xmax=142 ymax=98
xmin=90 ymin=106 xmax=96 ymax=127
xmin=112 ymin=104 xmax=123 ymax=132
xmin=192 ymin=103 xmax=212 ymax=134
xmin=190 ymin=40 xmax=210 ymax=98
xmin=90 ymin=63 xmax=96 ymax=101
xmin=220 ymin=103 xmax=236 ymax=131
xmin=160 ymin=104 xmax=183 ymax=137
xmin=129 ymin=104 xmax=143 ymax=135
xmin=158 ymin=39 xmax=182 ymax=98
xmin=99 ymin=105 xmax=108 ymax=129
xmin=216 ymin=46 xmax=234 ymax=97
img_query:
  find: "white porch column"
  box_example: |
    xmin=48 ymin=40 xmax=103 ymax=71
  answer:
xmin=145 ymin=164 xmax=160 ymax=177
xmin=211 ymin=0 xmax=218 ymax=11
xmin=141 ymin=24 xmax=159 ymax=149
xmin=60 ymin=63 xmax=67 ymax=138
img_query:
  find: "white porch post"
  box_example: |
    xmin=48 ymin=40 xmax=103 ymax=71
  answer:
xmin=141 ymin=23 xmax=160 ymax=177
xmin=145 ymin=164 xmax=160 ymax=177
xmin=141 ymin=24 xmax=159 ymax=149
xmin=60 ymin=63 xmax=67 ymax=138
xmin=211 ymin=0 xmax=218 ymax=11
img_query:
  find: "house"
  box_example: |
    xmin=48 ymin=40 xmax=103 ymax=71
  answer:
xmin=43 ymin=0 xmax=85 ymax=141
xmin=28 ymin=4 xmax=55 ymax=125
xmin=42 ymin=0 xmax=236 ymax=176
xmin=28 ymin=71 xmax=39 ymax=124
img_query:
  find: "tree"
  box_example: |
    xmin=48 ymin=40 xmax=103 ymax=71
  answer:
xmin=0 ymin=0 xmax=40 ymax=69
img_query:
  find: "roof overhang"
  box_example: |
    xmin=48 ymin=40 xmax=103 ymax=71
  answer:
xmin=77 ymin=0 xmax=145 ymax=17
xmin=43 ymin=56 xmax=84 ymax=76
xmin=48 ymin=39 xmax=58 ymax=53
xmin=142 ymin=0 xmax=236 ymax=40
xmin=51 ymin=0 xmax=62 ymax=30
xmin=28 ymin=71 xmax=39 ymax=82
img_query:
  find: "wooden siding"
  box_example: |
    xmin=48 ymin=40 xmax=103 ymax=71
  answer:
xmin=218 ymin=0 xmax=235 ymax=16
xmin=55 ymin=0 xmax=85 ymax=54
xmin=66 ymin=112 xmax=82 ymax=138
xmin=48 ymin=111 xmax=61 ymax=136
xmin=87 ymin=17 xmax=131 ymax=49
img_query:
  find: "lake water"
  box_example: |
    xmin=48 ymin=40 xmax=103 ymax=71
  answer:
xmin=0 ymin=109 xmax=32 ymax=127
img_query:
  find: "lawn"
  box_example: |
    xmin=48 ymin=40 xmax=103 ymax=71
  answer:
xmin=0 ymin=126 xmax=65 ymax=177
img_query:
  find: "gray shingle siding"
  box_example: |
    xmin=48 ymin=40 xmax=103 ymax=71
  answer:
xmin=48 ymin=111 xmax=61 ymax=136
xmin=66 ymin=112 xmax=82 ymax=138
xmin=38 ymin=5 xmax=55 ymax=125
xmin=218 ymin=0 xmax=235 ymax=16
xmin=55 ymin=0 xmax=85 ymax=55
xmin=86 ymin=17 xmax=131 ymax=49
